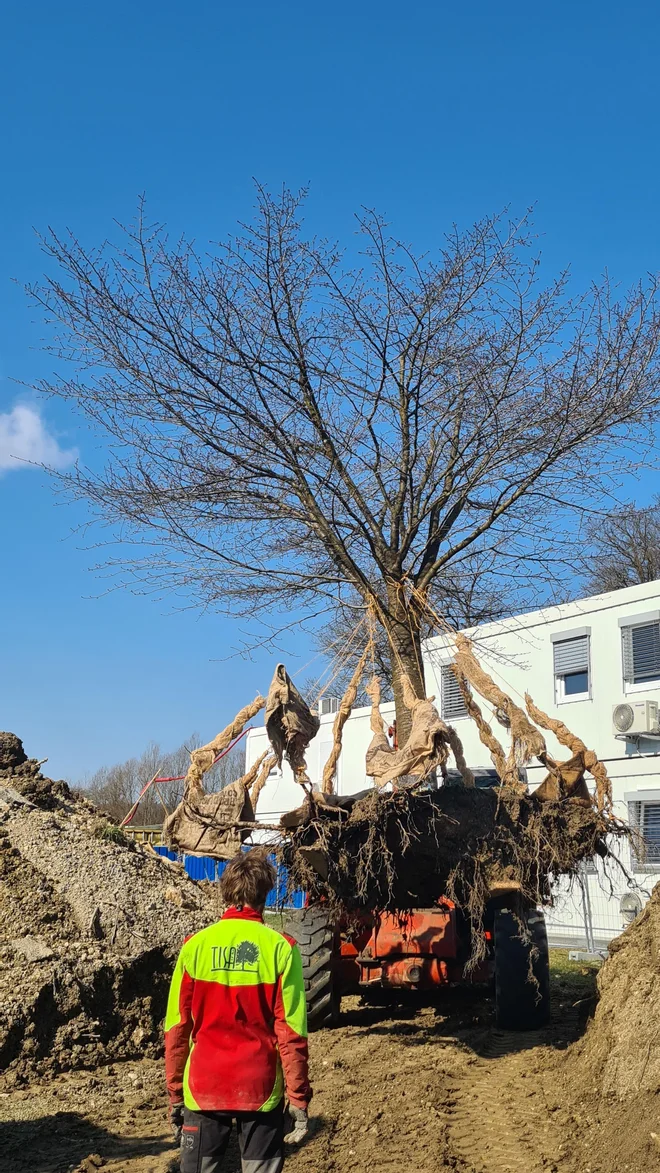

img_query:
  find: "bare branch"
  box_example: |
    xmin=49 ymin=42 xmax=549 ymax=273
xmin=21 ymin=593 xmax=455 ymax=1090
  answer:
xmin=33 ymin=188 xmax=660 ymax=736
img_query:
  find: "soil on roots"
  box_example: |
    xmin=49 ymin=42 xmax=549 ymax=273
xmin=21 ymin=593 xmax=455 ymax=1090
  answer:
xmin=283 ymin=786 xmax=626 ymax=964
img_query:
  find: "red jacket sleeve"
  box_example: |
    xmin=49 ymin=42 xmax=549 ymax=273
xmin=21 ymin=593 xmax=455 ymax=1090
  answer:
xmin=164 ymin=946 xmax=194 ymax=1106
xmin=273 ymin=942 xmax=313 ymax=1109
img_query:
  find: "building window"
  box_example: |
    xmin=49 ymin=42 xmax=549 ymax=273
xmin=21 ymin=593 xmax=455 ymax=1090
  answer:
xmin=622 ymin=619 xmax=660 ymax=690
xmin=628 ymin=800 xmax=660 ymax=872
xmin=440 ymin=664 xmax=468 ymax=720
xmin=320 ymin=696 xmax=340 ymax=716
xmin=552 ymin=633 xmax=590 ymax=702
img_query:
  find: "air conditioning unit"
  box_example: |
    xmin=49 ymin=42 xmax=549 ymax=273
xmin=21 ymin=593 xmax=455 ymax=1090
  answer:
xmin=612 ymin=699 xmax=660 ymax=736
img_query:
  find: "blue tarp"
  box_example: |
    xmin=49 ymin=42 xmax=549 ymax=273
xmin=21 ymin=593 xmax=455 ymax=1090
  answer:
xmin=153 ymin=846 xmax=305 ymax=909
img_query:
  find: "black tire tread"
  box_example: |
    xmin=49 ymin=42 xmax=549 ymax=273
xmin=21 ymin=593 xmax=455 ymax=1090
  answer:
xmin=284 ymin=909 xmax=339 ymax=1029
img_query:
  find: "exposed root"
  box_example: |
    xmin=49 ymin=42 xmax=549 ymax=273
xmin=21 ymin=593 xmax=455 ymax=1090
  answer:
xmin=281 ymin=786 xmax=628 ymax=966
xmin=453 ymin=634 xmax=547 ymax=766
xmin=322 ymin=648 xmax=369 ymax=794
xmin=184 ymin=696 xmax=265 ymax=797
xmin=525 ymin=692 xmax=613 ymax=812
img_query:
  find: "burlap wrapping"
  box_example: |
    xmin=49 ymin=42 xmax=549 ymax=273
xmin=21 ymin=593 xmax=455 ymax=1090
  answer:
xmin=184 ymin=696 xmax=265 ymax=798
xmin=534 ymin=751 xmax=592 ymax=805
xmin=162 ymin=782 xmax=255 ymax=860
xmin=365 ymin=675 xmax=451 ymax=786
xmin=321 ymin=647 xmax=368 ymax=794
xmin=454 ymin=670 xmax=523 ymax=790
xmin=525 ymin=692 xmax=612 ymax=811
xmin=453 ymin=634 xmax=547 ymax=763
xmin=265 ymin=664 xmax=320 ymax=784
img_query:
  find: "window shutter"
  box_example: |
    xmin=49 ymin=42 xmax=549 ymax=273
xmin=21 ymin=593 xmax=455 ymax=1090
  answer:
xmin=629 ymin=800 xmax=642 ymax=869
xmin=630 ymin=621 xmax=660 ymax=683
xmin=622 ymin=626 xmax=635 ymax=683
xmin=553 ymin=635 xmax=589 ymax=676
xmin=441 ymin=665 xmax=468 ymax=720
xmin=629 ymin=800 xmax=660 ymax=869
xmin=643 ymin=803 xmax=660 ymax=862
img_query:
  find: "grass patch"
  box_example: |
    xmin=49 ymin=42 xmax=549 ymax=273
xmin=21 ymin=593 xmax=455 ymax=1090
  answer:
xmin=264 ymin=911 xmax=287 ymax=931
xmin=550 ymin=948 xmax=600 ymax=1015
xmin=93 ymin=822 xmax=133 ymax=849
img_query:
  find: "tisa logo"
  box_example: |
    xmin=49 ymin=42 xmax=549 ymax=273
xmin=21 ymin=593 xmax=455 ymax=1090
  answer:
xmin=211 ymin=941 xmax=260 ymax=972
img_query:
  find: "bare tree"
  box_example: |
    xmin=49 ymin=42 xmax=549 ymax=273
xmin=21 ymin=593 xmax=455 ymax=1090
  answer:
xmin=81 ymin=735 xmax=246 ymax=825
xmin=307 ymin=560 xmax=511 ymax=706
xmin=35 ymin=189 xmax=660 ymax=741
xmin=583 ymin=499 xmax=660 ymax=595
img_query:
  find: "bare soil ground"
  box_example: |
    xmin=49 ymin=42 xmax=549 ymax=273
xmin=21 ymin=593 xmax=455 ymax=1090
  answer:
xmin=2 ymin=952 xmax=658 ymax=1173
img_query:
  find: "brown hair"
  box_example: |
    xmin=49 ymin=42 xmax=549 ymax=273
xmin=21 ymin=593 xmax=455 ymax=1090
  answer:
xmin=220 ymin=849 xmax=277 ymax=910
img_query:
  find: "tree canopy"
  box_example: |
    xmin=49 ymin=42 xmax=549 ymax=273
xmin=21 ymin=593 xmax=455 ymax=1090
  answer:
xmin=36 ymin=188 xmax=660 ymax=736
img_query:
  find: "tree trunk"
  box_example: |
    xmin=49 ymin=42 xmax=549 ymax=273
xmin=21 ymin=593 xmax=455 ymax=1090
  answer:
xmin=384 ymin=586 xmax=427 ymax=747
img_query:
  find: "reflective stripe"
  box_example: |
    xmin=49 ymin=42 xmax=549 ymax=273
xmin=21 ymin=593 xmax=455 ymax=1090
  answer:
xmin=199 ymin=1157 xmax=224 ymax=1173
xmin=241 ymin=1159 xmax=284 ymax=1173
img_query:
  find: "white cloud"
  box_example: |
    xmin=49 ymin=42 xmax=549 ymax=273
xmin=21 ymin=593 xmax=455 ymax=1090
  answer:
xmin=0 ymin=404 xmax=78 ymax=473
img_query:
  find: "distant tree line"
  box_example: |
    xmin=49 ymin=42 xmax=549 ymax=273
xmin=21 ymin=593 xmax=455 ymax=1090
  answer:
xmin=76 ymin=734 xmax=246 ymax=826
xmin=584 ymin=498 xmax=660 ymax=595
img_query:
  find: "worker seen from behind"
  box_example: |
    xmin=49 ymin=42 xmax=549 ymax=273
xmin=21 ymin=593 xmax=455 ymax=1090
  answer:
xmin=165 ymin=849 xmax=312 ymax=1173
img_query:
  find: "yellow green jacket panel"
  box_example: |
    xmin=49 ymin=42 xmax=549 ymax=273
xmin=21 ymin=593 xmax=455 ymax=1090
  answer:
xmin=164 ymin=907 xmax=311 ymax=1112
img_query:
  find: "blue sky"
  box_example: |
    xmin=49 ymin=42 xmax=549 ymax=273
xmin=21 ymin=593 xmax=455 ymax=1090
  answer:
xmin=1 ymin=0 xmax=659 ymax=781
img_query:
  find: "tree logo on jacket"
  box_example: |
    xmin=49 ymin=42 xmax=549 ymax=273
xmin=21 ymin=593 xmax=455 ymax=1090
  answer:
xmin=211 ymin=941 xmax=260 ymax=972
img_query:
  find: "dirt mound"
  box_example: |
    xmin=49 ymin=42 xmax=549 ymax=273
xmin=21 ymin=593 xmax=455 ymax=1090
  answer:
xmin=568 ymin=879 xmax=660 ymax=1098
xmin=0 ymin=735 xmax=218 ymax=1086
xmin=546 ymin=883 xmax=660 ymax=1172
xmin=0 ymin=731 xmax=27 ymax=771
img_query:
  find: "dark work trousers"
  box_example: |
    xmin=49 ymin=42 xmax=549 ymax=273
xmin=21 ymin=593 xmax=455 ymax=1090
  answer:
xmin=180 ymin=1104 xmax=285 ymax=1173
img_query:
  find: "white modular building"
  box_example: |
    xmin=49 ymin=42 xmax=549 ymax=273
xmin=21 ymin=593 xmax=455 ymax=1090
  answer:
xmin=246 ymin=580 xmax=660 ymax=948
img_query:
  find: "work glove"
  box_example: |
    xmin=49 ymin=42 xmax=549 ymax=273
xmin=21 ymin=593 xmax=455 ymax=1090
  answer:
xmin=284 ymin=1105 xmax=309 ymax=1144
xmin=169 ymin=1102 xmax=185 ymax=1146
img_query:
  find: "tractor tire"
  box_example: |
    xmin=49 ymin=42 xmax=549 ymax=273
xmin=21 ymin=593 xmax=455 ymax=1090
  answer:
xmin=284 ymin=908 xmax=340 ymax=1030
xmin=494 ymin=906 xmax=550 ymax=1031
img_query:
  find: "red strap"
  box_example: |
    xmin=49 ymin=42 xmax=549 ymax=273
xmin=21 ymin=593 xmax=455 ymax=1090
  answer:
xmin=120 ymin=728 xmax=251 ymax=827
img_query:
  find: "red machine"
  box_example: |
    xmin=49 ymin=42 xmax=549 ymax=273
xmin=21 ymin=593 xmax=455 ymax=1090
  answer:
xmin=338 ymin=901 xmax=477 ymax=990
xmin=286 ymin=896 xmax=550 ymax=1032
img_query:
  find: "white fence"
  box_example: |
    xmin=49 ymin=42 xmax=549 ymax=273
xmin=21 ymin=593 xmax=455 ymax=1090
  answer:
xmin=545 ymin=856 xmax=657 ymax=951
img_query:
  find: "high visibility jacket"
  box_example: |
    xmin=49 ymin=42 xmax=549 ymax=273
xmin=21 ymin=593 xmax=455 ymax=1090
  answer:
xmin=164 ymin=907 xmax=312 ymax=1113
